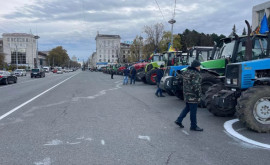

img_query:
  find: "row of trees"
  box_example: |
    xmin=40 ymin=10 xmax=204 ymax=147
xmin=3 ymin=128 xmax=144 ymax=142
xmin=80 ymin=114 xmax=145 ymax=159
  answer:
xmin=127 ymin=23 xmax=228 ymax=62
xmin=46 ymin=46 xmax=81 ymax=68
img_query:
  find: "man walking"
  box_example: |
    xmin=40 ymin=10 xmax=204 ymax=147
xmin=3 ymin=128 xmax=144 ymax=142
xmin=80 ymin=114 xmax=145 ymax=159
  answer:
xmin=175 ymin=60 xmax=203 ymax=131
xmin=130 ymin=67 xmax=137 ymax=84
xmin=123 ymin=66 xmax=129 ymax=85
xmin=111 ymin=65 xmax=115 ymax=79
xmin=155 ymin=65 xmax=165 ymax=97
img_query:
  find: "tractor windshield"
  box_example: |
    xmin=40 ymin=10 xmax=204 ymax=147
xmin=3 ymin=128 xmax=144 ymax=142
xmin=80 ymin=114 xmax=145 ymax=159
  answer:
xmin=219 ymin=40 xmax=235 ymax=59
xmin=152 ymin=55 xmax=160 ymax=62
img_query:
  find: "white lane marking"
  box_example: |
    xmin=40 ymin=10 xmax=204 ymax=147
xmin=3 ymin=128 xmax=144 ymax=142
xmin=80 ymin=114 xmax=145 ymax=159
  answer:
xmin=44 ymin=139 xmax=63 ymax=146
xmin=101 ymin=140 xmax=105 ymax=145
xmin=34 ymin=157 xmax=51 ymax=165
xmin=72 ymin=81 xmax=122 ymax=101
xmin=182 ymin=130 xmax=189 ymax=135
xmin=76 ymin=136 xmax=85 ymax=140
xmin=0 ymin=72 xmax=79 ymax=121
xmin=138 ymin=135 xmax=151 ymax=141
xmin=67 ymin=141 xmax=81 ymax=145
xmin=85 ymin=138 xmax=93 ymax=141
xmin=224 ymin=119 xmax=270 ymax=150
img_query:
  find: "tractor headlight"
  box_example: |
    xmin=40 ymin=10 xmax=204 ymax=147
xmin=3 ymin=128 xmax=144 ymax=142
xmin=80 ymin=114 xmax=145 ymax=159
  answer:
xmin=226 ymin=78 xmax=231 ymax=84
xmin=232 ymin=79 xmax=238 ymax=85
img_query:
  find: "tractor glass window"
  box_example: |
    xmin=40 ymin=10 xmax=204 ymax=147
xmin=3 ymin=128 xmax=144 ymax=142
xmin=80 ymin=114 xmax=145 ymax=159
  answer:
xmin=220 ymin=41 xmax=235 ymax=59
xmin=253 ymin=38 xmax=268 ymax=59
xmin=236 ymin=41 xmax=246 ymax=62
xmin=152 ymin=56 xmax=159 ymax=62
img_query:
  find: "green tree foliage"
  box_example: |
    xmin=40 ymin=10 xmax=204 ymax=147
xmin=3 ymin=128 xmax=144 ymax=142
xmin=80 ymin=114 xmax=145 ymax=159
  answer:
xmin=47 ymin=46 xmax=70 ymax=67
xmin=179 ymin=29 xmax=225 ymax=51
xmin=159 ymin=31 xmax=182 ymax=52
xmin=0 ymin=52 xmax=5 ymax=67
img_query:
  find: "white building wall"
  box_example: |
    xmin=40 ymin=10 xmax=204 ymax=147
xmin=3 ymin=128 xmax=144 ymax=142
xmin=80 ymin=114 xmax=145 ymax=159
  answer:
xmin=252 ymin=1 xmax=270 ymax=31
xmin=95 ymin=34 xmax=121 ymax=63
xmin=2 ymin=33 xmax=38 ymax=69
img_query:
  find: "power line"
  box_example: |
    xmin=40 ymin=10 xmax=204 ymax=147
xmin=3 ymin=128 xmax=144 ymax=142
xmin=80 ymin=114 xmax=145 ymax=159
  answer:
xmin=154 ymin=0 xmax=166 ymax=22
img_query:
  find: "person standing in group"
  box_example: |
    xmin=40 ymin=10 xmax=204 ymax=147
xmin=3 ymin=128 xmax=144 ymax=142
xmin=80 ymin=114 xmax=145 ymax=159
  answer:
xmin=155 ymin=65 xmax=165 ymax=97
xmin=111 ymin=66 xmax=115 ymax=79
xmin=130 ymin=67 xmax=137 ymax=85
xmin=123 ymin=66 xmax=130 ymax=85
xmin=174 ymin=60 xmax=203 ymax=131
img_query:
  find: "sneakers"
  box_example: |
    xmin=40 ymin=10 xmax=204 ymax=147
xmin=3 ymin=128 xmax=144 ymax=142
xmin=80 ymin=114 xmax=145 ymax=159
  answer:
xmin=190 ymin=126 xmax=203 ymax=131
xmin=174 ymin=121 xmax=184 ymax=128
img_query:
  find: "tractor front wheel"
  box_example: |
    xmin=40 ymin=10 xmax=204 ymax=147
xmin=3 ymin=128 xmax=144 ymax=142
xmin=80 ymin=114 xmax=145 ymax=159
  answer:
xmin=146 ymin=69 xmax=157 ymax=85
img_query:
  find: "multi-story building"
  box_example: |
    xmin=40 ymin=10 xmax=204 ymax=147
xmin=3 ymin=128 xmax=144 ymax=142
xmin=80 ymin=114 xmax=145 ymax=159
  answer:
xmin=71 ymin=55 xmax=77 ymax=62
xmin=252 ymin=1 xmax=270 ymax=31
xmin=119 ymin=43 xmax=131 ymax=63
xmin=2 ymin=33 xmax=39 ymax=69
xmin=95 ymin=33 xmax=121 ymax=63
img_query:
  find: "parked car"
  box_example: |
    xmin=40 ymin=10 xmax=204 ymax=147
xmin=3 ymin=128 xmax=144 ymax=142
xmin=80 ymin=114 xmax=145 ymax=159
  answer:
xmin=0 ymin=70 xmax=17 ymax=85
xmin=31 ymin=68 xmax=45 ymax=78
xmin=56 ymin=67 xmax=63 ymax=74
xmin=43 ymin=66 xmax=50 ymax=72
xmin=13 ymin=69 xmax=27 ymax=76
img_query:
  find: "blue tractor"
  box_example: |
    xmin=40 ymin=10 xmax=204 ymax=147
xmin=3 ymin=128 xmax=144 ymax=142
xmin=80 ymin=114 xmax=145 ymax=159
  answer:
xmin=205 ymin=21 xmax=270 ymax=132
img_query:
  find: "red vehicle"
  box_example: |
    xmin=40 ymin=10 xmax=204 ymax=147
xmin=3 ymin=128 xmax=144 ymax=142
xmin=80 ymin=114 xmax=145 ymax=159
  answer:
xmin=133 ymin=62 xmax=148 ymax=82
xmin=52 ymin=68 xmax=57 ymax=73
xmin=117 ymin=66 xmax=126 ymax=75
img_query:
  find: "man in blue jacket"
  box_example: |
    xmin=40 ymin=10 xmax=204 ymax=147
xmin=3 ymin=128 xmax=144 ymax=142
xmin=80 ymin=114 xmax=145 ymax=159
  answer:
xmin=123 ymin=67 xmax=130 ymax=85
xmin=155 ymin=65 xmax=165 ymax=97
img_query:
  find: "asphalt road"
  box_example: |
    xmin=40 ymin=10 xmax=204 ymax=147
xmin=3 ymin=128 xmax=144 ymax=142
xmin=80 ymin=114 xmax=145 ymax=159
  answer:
xmin=0 ymin=71 xmax=269 ymax=165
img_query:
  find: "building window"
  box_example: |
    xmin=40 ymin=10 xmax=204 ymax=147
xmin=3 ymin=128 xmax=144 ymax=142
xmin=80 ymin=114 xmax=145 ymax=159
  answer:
xmin=123 ymin=55 xmax=125 ymax=58
xmin=108 ymin=59 xmax=110 ymax=62
xmin=128 ymin=50 xmax=130 ymax=54
xmin=11 ymin=51 xmax=26 ymax=64
xmin=7 ymin=38 xmax=10 ymax=42
xmin=26 ymin=38 xmax=28 ymax=42
xmin=100 ymin=55 xmax=101 ymax=58
xmin=112 ymin=55 xmax=114 ymax=58
xmin=99 ymin=59 xmax=101 ymax=62
xmin=11 ymin=38 xmax=14 ymax=42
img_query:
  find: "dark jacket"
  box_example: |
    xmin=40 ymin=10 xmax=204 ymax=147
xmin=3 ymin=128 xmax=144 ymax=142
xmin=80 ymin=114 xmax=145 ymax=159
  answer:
xmin=123 ymin=69 xmax=130 ymax=76
xmin=156 ymin=68 xmax=164 ymax=83
xmin=131 ymin=68 xmax=137 ymax=77
xmin=183 ymin=67 xmax=202 ymax=103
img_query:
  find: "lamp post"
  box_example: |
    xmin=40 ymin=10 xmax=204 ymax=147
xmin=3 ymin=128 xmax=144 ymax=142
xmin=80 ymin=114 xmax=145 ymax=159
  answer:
xmin=15 ymin=44 xmax=18 ymax=69
xmin=34 ymin=35 xmax=40 ymax=68
xmin=168 ymin=19 xmax=176 ymax=48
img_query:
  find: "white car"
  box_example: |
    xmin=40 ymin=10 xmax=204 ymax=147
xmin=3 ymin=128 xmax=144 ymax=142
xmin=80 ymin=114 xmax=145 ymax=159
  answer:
xmin=13 ymin=69 xmax=26 ymax=76
xmin=56 ymin=67 xmax=63 ymax=74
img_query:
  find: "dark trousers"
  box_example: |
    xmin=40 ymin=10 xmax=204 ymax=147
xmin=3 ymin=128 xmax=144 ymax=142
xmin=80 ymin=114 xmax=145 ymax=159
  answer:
xmin=111 ymin=72 xmax=114 ymax=79
xmin=176 ymin=102 xmax=198 ymax=128
xmin=130 ymin=76 xmax=136 ymax=84
xmin=155 ymin=82 xmax=163 ymax=96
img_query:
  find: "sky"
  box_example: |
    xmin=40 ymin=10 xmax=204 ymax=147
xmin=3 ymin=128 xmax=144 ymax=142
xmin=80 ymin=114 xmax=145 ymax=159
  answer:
xmin=0 ymin=0 xmax=268 ymax=61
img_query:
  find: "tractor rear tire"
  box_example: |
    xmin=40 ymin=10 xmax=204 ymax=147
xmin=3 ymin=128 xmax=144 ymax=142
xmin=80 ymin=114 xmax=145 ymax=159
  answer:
xmin=200 ymin=72 xmax=220 ymax=108
xmin=146 ymin=69 xmax=157 ymax=85
xmin=205 ymin=83 xmax=235 ymax=117
xmin=236 ymin=86 xmax=270 ymax=133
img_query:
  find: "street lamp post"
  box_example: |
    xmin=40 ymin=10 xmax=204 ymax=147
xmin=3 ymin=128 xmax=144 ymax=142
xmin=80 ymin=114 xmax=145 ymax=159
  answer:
xmin=34 ymin=35 xmax=40 ymax=68
xmin=168 ymin=19 xmax=176 ymax=48
xmin=15 ymin=44 xmax=18 ymax=69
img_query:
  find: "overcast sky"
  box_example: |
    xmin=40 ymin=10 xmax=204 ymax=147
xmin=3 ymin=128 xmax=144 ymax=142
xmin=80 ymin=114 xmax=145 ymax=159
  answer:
xmin=0 ymin=0 xmax=268 ymax=61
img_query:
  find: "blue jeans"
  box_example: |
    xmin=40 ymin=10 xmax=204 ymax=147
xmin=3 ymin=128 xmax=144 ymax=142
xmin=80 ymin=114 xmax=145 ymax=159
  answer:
xmin=176 ymin=103 xmax=198 ymax=128
xmin=123 ymin=76 xmax=128 ymax=85
xmin=155 ymin=82 xmax=163 ymax=96
xmin=130 ymin=76 xmax=136 ymax=84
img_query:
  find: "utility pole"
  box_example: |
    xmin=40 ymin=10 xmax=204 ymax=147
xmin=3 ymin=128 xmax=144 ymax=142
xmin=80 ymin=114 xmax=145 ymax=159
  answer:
xmin=15 ymin=44 xmax=18 ymax=69
xmin=34 ymin=35 xmax=40 ymax=68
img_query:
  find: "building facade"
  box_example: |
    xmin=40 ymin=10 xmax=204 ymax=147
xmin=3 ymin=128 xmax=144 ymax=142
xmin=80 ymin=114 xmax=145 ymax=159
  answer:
xmin=95 ymin=33 xmax=121 ymax=63
xmin=2 ymin=33 xmax=39 ymax=69
xmin=252 ymin=1 xmax=270 ymax=31
xmin=119 ymin=43 xmax=131 ymax=63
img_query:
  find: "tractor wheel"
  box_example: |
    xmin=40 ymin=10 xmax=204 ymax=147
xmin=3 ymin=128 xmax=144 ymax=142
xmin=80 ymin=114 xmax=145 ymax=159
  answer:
xmin=146 ymin=69 xmax=157 ymax=85
xmin=141 ymin=77 xmax=147 ymax=83
xmin=236 ymin=86 xmax=270 ymax=133
xmin=205 ymin=83 xmax=235 ymax=117
xmin=4 ymin=78 xmax=8 ymax=85
xmin=175 ymin=90 xmax=184 ymax=100
xmin=199 ymin=72 xmax=220 ymax=108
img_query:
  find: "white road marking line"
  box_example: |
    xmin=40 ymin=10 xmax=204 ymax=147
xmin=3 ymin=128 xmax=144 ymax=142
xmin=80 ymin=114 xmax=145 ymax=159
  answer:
xmin=182 ymin=130 xmax=189 ymax=135
xmin=34 ymin=157 xmax=51 ymax=165
xmin=85 ymin=138 xmax=93 ymax=141
xmin=138 ymin=135 xmax=151 ymax=141
xmin=224 ymin=119 xmax=270 ymax=150
xmin=101 ymin=140 xmax=105 ymax=145
xmin=44 ymin=139 xmax=63 ymax=146
xmin=0 ymin=72 xmax=79 ymax=121
xmin=76 ymin=136 xmax=85 ymax=140
xmin=67 ymin=141 xmax=81 ymax=145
